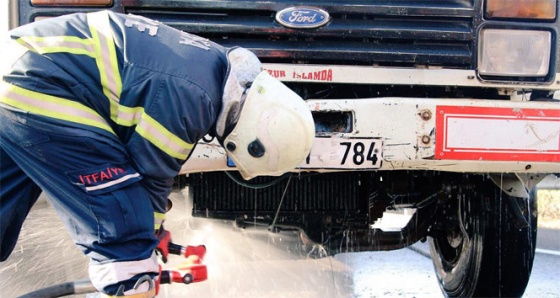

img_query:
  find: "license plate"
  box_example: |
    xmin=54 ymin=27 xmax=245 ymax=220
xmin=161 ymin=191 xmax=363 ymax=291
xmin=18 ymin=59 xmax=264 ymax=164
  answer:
xmin=299 ymin=137 xmax=383 ymax=169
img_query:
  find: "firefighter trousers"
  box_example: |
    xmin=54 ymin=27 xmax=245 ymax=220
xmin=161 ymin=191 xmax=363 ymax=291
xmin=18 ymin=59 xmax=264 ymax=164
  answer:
xmin=0 ymin=104 xmax=159 ymax=294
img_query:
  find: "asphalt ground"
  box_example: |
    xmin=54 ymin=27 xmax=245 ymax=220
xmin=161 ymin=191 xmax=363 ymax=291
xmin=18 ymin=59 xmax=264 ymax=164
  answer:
xmin=536 ymin=228 xmax=560 ymax=253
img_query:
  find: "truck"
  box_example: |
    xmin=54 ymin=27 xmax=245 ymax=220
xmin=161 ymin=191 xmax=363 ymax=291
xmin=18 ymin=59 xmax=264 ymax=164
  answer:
xmin=9 ymin=0 xmax=560 ymax=297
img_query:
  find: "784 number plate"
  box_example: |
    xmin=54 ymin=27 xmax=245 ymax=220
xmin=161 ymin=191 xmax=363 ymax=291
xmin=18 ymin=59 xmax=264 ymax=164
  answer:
xmin=299 ymin=137 xmax=382 ymax=169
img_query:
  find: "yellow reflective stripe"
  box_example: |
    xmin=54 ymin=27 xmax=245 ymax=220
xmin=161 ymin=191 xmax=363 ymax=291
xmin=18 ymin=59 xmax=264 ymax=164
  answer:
xmin=114 ymin=104 xmax=194 ymax=159
xmin=154 ymin=212 xmax=165 ymax=230
xmin=8 ymin=11 xmax=193 ymax=160
xmin=16 ymin=36 xmax=96 ymax=57
xmin=0 ymin=83 xmax=114 ymax=134
xmin=87 ymin=10 xmax=122 ymax=120
xmin=155 ymin=212 xmax=166 ymax=221
xmin=137 ymin=113 xmax=194 ymax=159
xmin=87 ymin=11 xmax=193 ymax=160
xmin=115 ymin=104 xmax=144 ymax=126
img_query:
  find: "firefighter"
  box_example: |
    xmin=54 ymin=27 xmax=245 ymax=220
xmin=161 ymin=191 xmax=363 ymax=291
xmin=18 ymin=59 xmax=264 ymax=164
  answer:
xmin=0 ymin=11 xmax=314 ymax=297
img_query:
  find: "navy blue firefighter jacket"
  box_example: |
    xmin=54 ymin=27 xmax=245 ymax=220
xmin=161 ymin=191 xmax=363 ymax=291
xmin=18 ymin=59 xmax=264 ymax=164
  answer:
xmin=2 ymin=11 xmax=229 ymax=215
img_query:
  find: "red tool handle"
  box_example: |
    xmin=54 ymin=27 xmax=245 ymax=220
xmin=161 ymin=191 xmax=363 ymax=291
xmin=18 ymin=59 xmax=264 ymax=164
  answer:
xmin=159 ymin=257 xmax=208 ymax=285
xmin=168 ymin=243 xmax=206 ymax=259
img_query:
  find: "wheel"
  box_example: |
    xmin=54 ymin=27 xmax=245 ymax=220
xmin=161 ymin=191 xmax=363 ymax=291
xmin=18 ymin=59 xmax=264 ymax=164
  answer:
xmin=429 ymin=175 xmax=538 ymax=297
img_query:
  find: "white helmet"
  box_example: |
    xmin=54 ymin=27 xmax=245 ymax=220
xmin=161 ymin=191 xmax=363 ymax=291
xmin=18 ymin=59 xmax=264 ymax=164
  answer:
xmin=223 ymin=71 xmax=315 ymax=180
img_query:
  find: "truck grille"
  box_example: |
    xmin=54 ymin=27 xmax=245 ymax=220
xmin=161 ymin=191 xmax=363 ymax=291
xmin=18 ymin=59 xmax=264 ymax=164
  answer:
xmin=189 ymin=172 xmax=366 ymax=214
xmin=126 ymin=1 xmax=477 ymax=68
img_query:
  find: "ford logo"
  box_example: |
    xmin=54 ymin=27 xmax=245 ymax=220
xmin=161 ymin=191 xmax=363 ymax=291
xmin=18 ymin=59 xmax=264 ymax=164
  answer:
xmin=275 ymin=7 xmax=330 ymax=29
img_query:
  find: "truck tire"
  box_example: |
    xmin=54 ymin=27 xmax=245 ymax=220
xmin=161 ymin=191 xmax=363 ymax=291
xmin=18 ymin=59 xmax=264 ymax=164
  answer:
xmin=428 ymin=175 xmax=538 ymax=297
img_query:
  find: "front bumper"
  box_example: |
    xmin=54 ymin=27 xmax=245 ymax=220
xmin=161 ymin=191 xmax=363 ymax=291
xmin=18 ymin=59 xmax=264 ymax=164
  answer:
xmin=182 ymin=97 xmax=560 ymax=175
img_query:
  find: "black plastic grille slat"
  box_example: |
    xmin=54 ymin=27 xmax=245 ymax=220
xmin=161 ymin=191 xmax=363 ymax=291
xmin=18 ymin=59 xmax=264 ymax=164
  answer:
xmin=135 ymin=13 xmax=472 ymax=40
xmin=16 ymin=1 xmax=478 ymax=68
xmin=190 ymin=172 xmax=363 ymax=212
xmin=214 ymin=39 xmax=472 ymax=65
xmin=125 ymin=1 xmax=476 ymax=68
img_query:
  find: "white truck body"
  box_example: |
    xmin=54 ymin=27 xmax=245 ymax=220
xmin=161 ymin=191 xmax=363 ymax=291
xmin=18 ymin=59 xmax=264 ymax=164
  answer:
xmin=183 ymin=64 xmax=560 ymax=175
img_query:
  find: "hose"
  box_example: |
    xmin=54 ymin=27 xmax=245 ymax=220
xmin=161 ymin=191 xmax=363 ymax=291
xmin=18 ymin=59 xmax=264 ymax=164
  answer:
xmin=18 ymin=279 xmax=96 ymax=298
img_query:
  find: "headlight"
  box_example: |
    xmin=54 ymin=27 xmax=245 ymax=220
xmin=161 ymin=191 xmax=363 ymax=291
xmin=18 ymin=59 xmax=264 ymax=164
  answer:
xmin=478 ymin=29 xmax=551 ymax=77
xmin=486 ymin=0 xmax=556 ymax=20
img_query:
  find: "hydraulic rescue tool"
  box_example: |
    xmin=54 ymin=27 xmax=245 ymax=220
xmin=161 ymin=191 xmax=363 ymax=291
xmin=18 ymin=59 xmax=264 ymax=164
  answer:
xmin=18 ymin=231 xmax=207 ymax=298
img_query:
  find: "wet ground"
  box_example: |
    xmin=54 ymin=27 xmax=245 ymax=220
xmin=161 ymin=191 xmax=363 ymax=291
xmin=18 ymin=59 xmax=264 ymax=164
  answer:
xmin=1 ymin=188 xmax=559 ymax=298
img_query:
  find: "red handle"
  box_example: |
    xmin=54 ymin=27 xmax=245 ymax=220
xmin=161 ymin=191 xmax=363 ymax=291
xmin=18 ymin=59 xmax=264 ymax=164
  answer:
xmin=168 ymin=244 xmax=206 ymax=259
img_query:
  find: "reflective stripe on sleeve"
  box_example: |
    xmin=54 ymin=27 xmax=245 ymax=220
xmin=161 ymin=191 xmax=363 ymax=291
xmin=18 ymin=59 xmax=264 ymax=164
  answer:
xmin=0 ymin=82 xmax=114 ymax=134
xmin=16 ymin=36 xmax=96 ymax=57
xmin=136 ymin=112 xmax=194 ymax=159
xmin=116 ymin=105 xmax=194 ymax=159
xmin=154 ymin=212 xmax=165 ymax=230
xmin=1 ymin=83 xmax=191 ymax=158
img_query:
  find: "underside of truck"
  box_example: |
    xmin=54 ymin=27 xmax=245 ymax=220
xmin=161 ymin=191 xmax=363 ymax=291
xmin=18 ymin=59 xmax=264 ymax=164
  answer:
xmin=181 ymin=169 xmax=540 ymax=297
